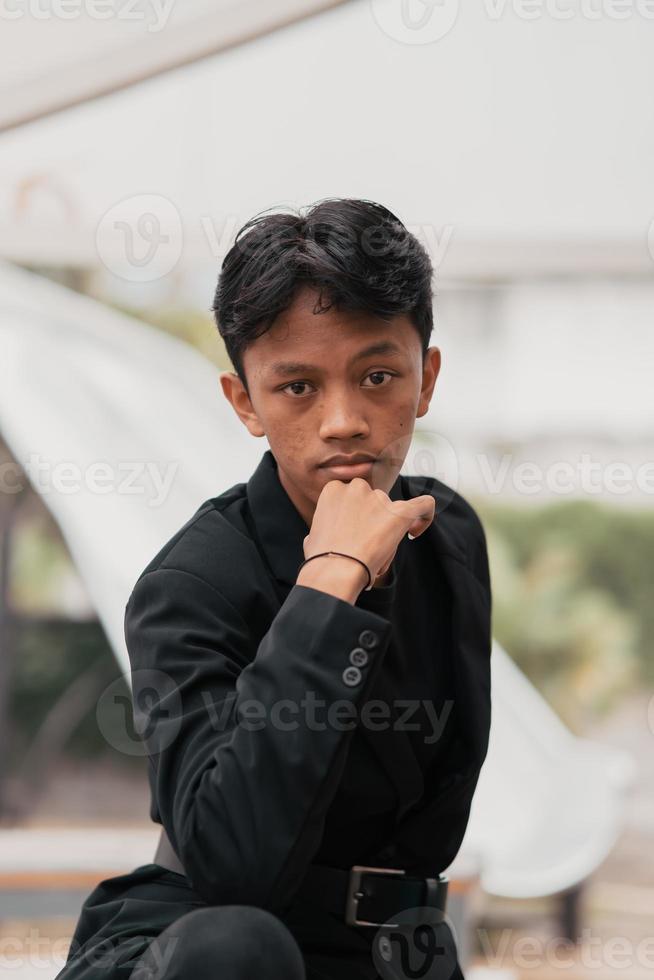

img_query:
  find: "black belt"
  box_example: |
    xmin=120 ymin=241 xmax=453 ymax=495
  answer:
xmin=295 ymin=862 xmax=449 ymax=929
xmin=153 ymin=828 xmax=448 ymax=929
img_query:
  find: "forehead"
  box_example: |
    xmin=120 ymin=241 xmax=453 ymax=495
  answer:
xmin=243 ymin=286 xmax=419 ymax=378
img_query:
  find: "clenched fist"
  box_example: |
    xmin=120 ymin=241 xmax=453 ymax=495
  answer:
xmin=299 ymin=477 xmax=436 ymax=599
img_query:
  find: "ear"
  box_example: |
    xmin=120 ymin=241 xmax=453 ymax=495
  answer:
xmin=416 ymin=347 xmax=441 ymax=419
xmin=218 ymin=371 xmax=266 ymax=438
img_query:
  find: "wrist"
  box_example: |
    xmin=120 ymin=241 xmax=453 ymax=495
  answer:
xmin=296 ymin=554 xmax=369 ymax=604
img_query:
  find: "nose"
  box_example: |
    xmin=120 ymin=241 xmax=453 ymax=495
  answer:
xmin=317 ymin=387 xmax=370 ymax=441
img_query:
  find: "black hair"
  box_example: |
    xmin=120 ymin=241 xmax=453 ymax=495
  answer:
xmin=211 ymin=197 xmax=434 ymax=395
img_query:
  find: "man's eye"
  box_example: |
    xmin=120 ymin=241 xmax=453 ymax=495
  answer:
xmin=362 ymin=371 xmax=395 ymax=388
xmin=281 ymin=372 xmax=395 ymax=397
xmin=282 ymin=381 xmax=313 ymax=396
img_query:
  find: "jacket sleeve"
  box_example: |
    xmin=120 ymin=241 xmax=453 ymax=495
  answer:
xmin=124 ymin=567 xmax=394 ymax=912
xmin=465 ymin=504 xmax=492 ymax=601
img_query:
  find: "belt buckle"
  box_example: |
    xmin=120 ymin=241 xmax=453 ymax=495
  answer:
xmin=345 ymin=864 xmax=406 ymax=928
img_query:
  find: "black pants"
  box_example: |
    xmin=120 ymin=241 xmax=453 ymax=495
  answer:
xmin=127 ymin=904 xmax=305 ymax=979
xmin=125 ymin=905 xmax=466 ymax=980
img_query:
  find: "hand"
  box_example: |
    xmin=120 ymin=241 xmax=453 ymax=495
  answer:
xmin=302 ymin=477 xmax=436 ymax=591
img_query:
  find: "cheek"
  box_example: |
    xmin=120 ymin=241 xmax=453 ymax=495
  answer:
xmin=267 ymin=424 xmax=308 ymax=461
xmin=388 ymin=394 xmax=417 ymax=423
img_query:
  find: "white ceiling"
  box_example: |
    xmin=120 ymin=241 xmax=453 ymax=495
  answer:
xmin=1 ymin=0 xmax=653 ymax=276
xmin=0 ymin=0 xmax=347 ymax=129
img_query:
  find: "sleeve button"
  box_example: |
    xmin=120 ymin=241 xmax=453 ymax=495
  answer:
xmin=349 ymin=647 xmax=369 ymax=667
xmin=358 ymin=629 xmax=379 ymax=650
xmin=342 ymin=666 xmax=362 ymax=687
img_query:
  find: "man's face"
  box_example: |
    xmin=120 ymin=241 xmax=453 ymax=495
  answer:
xmin=220 ymin=284 xmax=441 ymax=527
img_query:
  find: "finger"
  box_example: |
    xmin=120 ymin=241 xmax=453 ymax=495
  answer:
xmin=404 ymin=495 xmax=436 ymax=539
xmin=376 ymin=489 xmax=435 ymax=537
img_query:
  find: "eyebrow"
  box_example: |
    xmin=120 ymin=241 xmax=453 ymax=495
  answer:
xmin=268 ymin=341 xmax=404 ymax=378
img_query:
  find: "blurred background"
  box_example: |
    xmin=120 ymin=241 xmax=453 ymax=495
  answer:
xmin=0 ymin=2 xmax=652 ymax=978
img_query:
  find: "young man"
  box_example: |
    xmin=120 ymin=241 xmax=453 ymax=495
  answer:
xmin=57 ymin=199 xmax=492 ymax=980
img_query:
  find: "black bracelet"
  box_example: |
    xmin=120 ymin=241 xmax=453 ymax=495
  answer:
xmin=297 ymin=551 xmax=373 ymax=591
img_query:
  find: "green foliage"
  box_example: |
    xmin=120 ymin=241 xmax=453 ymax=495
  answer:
xmin=472 ymin=498 xmax=646 ymax=732
xmin=10 ymin=509 xmax=80 ymax=612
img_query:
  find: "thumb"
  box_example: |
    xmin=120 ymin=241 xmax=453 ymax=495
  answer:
xmin=405 ymin=494 xmax=436 ymax=540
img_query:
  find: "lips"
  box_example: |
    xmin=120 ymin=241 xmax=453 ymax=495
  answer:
xmin=319 ymin=454 xmax=377 ymax=468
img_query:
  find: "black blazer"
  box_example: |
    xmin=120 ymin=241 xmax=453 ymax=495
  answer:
xmin=124 ymin=448 xmax=492 ymax=922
